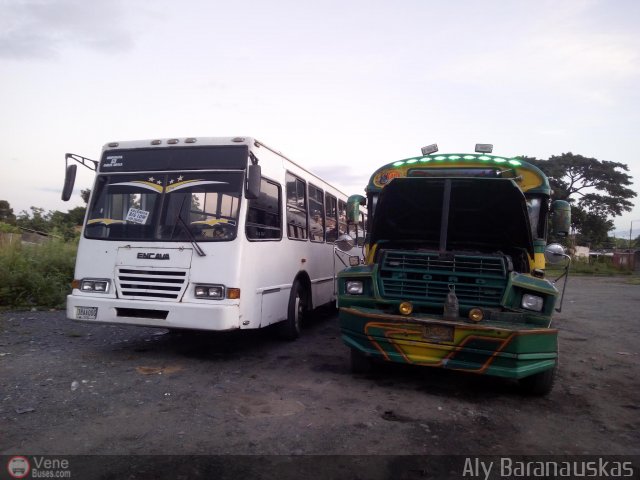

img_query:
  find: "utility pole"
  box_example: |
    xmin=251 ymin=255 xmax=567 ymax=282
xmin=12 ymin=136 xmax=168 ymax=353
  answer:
xmin=630 ymin=219 xmax=640 ymax=250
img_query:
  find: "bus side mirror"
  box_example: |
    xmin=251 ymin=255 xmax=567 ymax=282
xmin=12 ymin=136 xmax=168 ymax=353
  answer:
xmin=62 ymin=164 xmax=77 ymax=201
xmin=346 ymin=194 xmax=366 ymax=223
xmin=551 ymin=200 xmax=571 ymax=237
xmin=246 ymin=164 xmax=261 ymax=200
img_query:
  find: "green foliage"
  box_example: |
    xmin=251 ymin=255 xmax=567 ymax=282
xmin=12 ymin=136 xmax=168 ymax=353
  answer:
xmin=521 ymin=153 xmax=636 ymax=248
xmin=0 ymin=240 xmax=77 ymax=308
xmin=0 ymin=200 xmax=16 ymax=225
xmin=527 ymin=153 xmax=636 ymax=217
xmin=572 ymin=208 xmax=614 ymax=248
xmin=81 ymin=188 xmax=91 ymax=204
xmin=0 ymin=222 xmax=20 ymax=233
xmin=17 ymin=207 xmax=52 ymax=233
xmin=16 ymin=205 xmax=85 ymax=241
xmin=547 ymin=255 xmax=632 ymax=276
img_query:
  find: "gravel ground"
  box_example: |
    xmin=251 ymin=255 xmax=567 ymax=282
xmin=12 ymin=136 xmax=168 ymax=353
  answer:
xmin=1 ymin=276 xmax=639 ymax=473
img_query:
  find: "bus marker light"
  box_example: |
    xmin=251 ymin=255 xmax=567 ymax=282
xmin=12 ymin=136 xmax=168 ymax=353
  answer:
xmin=469 ymin=308 xmax=484 ymax=322
xmin=475 ymin=144 xmax=493 ymax=153
xmin=399 ymin=302 xmax=413 ymax=315
xmin=421 ymin=144 xmax=438 ymax=156
xmin=227 ymin=288 xmax=241 ymax=299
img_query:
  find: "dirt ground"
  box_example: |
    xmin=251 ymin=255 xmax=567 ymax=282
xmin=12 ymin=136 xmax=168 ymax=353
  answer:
xmin=1 ymin=276 xmax=639 ymax=463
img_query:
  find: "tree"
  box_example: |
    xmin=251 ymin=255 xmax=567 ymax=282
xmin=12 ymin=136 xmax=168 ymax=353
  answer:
xmin=66 ymin=206 xmax=86 ymax=226
xmin=522 ymin=153 xmax=636 ymax=247
xmin=573 ymin=208 xmax=614 ymax=248
xmin=81 ymin=188 xmax=91 ymax=204
xmin=0 ymin=200 xmax=16 ymax=225
xmin=17 ymin=207 xmax=51 ymax=233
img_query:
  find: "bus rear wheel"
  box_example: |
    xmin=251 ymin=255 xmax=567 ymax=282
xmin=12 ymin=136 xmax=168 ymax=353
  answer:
xmin=278 ymin=280 xmax=307 ymax=341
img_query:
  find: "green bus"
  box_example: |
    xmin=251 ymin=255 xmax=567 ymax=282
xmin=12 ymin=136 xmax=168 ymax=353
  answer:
xmin=337 ymin=144 xmax=570 ymax=395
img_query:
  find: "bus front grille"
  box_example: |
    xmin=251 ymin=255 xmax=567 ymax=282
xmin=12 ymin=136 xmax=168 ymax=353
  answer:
xmin=379 ymin=250 xmax=508 ymax=308
xmin=116 ymin=268 xmax=187 ymax=301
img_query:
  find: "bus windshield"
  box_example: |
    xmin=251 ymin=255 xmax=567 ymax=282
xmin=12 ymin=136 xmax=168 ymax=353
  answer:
xmin=85 ymin=171 xmax=243 ymax=242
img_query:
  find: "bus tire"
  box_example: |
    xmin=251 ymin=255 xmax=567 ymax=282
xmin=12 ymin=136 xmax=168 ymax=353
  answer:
xmin=518 ymin=366 xmax=556 ymax=396
xmin=278 ymin=280 xmax=306 ymax=341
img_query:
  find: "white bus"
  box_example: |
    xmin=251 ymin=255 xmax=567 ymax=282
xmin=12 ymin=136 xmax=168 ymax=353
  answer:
xmin=61 ymin=136 xmax=365 ymax=339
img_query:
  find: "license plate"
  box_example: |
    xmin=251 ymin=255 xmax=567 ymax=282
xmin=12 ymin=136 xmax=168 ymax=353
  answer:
xmin=76 ymin=306 xmax=98 ymax=320
xmin=423 ymin=324 xmax=454 ymax=342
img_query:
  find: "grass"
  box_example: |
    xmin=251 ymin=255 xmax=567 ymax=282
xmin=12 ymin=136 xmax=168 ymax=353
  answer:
xmin=0 ymin=240 xmax=77 ymax=309
xmin=547 ymin=259 xmax=635 ymax=277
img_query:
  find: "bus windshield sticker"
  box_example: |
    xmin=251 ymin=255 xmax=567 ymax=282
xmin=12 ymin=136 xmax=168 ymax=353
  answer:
xmin=126 ymin=208 xmax=150 ymax=224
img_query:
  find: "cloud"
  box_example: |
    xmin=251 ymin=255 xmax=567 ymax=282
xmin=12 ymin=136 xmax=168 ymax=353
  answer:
xmin=0 ymin=0 xmax=134 ymax=60
xmin=432 ymin=1 xmax=640 ymax=107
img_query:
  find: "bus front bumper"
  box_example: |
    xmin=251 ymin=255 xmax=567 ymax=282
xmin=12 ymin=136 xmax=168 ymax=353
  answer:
xmin=66 ymin=294 xmax=241 ymax=331
xmin=339 ymin=306 xmax=558 ymax=379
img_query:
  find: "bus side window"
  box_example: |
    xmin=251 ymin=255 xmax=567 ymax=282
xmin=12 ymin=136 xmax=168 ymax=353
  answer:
xmin=325 ymin=193 xmax=338 ymax=243
xmin=286 ymin=172 xmax=308 ymax=240
xmin=246 ymin=178 xmax=282 ymax=241
xmin=308 ymin=184 xmax=325 ymax=243
xmin=357 ymin=212 xmax=367 ymax=246
xmin=338 ymin=199 xmax=348 ymax=236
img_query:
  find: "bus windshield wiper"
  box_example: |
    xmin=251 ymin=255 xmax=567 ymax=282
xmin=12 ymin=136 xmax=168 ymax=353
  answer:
xmin=170 ymin=194 xmax=206 ymax=257
xmin=176 ymin=213 xmax=206 ymax=257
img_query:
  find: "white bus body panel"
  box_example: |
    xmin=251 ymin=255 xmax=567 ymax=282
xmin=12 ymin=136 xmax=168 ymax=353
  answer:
xmin=67 ymin=137 xmax=358 ymax=331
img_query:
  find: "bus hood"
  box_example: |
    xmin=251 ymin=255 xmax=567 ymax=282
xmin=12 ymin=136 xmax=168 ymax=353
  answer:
xmin=370 ymin=177 xmax=534 ymax=256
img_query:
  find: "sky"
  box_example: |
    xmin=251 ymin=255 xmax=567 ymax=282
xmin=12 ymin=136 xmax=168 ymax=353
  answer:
xmin=1 ymin=0 xmax=639 ymax=239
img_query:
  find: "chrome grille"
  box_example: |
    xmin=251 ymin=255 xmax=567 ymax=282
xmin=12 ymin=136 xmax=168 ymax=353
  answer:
xmin=379 ymin=250 xmax=508 ymax=307
xmin=116 ymin=268 xmax=187 ymax=301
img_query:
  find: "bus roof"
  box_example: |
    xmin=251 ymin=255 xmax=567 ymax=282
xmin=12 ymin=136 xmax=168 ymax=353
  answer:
xmin=102 ymin=136 xmax=257 ymax=152
xmin=99 ymin=136 xmax=351 ymax=198
xmin=367 ymin=153 xmax=551 ymax=195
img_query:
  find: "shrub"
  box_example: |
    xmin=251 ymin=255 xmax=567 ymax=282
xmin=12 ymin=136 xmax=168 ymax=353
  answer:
xmin=0 ymin=240 xmax=77 ymax=308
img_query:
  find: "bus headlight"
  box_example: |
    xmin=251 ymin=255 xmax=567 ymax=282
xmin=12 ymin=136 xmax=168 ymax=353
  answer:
xmin=345 ymin=281 xmax=364 ymax=295
xmin=522 ymin=294 xmax=544 ymax=312
xmin=195 ymin=285 xmax=225 ymax=299
xmin=80 ymin=279 xmax=110 ymax=293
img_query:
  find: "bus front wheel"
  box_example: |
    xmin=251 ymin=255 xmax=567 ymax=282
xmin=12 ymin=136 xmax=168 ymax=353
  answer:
xmin=278 ymin=280 xmax=307 ymax=341
xmin=518 ymin=366 xmax=557 ymax=396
